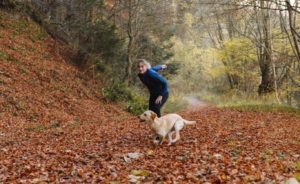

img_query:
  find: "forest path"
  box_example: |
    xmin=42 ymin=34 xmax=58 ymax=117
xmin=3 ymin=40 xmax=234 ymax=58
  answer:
xmin=183 ymin=96 xmax=210 ymax=110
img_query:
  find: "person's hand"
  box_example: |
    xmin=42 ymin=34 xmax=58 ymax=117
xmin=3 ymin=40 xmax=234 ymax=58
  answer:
xmin=155 ymin=95 xmax=163 ymax=104
xmin=161 ymin=64 xmax=167 ymax=69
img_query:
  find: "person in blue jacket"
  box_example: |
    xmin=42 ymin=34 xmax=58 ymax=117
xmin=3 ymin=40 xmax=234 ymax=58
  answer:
xmin=137 ymin=59 xmax=169 ymax=117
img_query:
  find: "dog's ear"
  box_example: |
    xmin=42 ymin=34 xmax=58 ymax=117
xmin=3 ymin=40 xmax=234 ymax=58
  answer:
xmin=150 ymin=112 xmax=157 ymax=121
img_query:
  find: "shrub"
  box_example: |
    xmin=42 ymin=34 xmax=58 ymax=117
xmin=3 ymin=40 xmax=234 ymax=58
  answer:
xmin=0 ymin=0 xmax=17 ymax=9
xmin=125 ymin=94 xmax=148 ymax=115
xmin=102 ymin=83 xmax=147 ymax=115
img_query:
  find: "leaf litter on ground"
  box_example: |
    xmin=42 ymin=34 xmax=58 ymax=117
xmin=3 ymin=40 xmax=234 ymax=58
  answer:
xmin=0 ymin=10 xmax=300 ymax=184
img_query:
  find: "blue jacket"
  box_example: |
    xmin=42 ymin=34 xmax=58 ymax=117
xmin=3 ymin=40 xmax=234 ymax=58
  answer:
xmin=138 ymin=65 xmax=169 ymax=96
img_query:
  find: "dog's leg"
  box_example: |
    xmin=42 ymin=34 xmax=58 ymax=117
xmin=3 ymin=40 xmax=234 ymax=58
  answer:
xmin=159 ymin=136 xmax=165 ymax=145
xmin=153 ymin=135 xmax=165 ymax=145
xmin=167 ymin=132 xmax=173 ymax=146
xmin=167 ymin=131 xmax=175 ymax=145
xmin=153 ymin=134 xmax=160 ymax=145
xmin=170 ymin=131 xmax=175 ymax=138
xmin=171 ymin=130 xmax=181 ymax=143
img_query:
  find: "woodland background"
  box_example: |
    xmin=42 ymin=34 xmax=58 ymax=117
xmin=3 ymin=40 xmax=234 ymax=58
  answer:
xmin=1 ymin=0 xmax=300 ymax=183
xmin=2 ymin=0 xmax=300 ymax=114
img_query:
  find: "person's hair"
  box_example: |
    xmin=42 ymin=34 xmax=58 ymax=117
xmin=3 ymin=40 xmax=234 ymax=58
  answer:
xmin=137 ymin=59 xmax=151 ymax=69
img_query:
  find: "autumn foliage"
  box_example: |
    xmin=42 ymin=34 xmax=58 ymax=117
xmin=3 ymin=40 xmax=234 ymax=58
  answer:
xmin=0 ymin=10 xmax=300 ymax=183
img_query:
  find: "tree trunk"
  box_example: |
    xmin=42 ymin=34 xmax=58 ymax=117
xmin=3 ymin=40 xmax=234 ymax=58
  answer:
xmin=286 ymin=0 xmax=300 ymax=66
xmin=125 ymin=0 xmax=134 ymax=85
xmin=125 ymin=35 xmax=133 ymax=85
xmin=258 ymin=1 xmax=274 ymax=95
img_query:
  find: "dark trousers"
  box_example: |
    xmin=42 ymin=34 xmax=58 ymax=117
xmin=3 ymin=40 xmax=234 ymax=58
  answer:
xmin=149 ymin=93 xmax=169 ymax=117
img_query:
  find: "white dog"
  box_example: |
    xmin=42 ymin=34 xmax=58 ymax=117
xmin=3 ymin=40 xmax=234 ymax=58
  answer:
xmin=139 ymin=110 xmax=196 ymax=145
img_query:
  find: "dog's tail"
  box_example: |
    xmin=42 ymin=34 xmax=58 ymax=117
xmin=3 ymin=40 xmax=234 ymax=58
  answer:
xmin=183 ymin=119 xmax=196 ymax=125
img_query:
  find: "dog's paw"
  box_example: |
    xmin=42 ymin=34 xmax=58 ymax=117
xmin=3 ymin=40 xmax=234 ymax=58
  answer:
xmin=167 ymin=142 xmax=172 ymax=146
xmin=153 ymin=139 xmax=160 ymax=145
xmin=171 ymin=141 xmax=178 ymax=144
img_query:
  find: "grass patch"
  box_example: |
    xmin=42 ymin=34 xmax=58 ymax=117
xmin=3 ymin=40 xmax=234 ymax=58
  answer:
xmin=8 ymin=54 xmax=20 ymax=63
xmin=25 ymin=125 xmax=46 ymax=132
xmin=0 ymin=11 xmax=46 ymax=41
xmin=0 ymin=50 xmax=8 ymax=61
xmin=19 ymin=66 xmax=29 ymax=74
xmin=30 ymin=26 xmax=46 ymax=42
xmin=220 ymin=103 xmax=300 ymax=114
xmin=69 ymin=120 xmax=80 ymax=127
xmin=25 ymin=121 xmax=61 ymax=132
xmin=195 ymin=91 xmax=300 ymax=114
xmin=294 ymin=173 xmax=300 ymax=182
xmin=14 ymin=20 xmax=28 ymax=34
xmin=49 ymin=121 xmax=60 ymax=129
xmin=296 ymin=162 xmax=300 ymax=170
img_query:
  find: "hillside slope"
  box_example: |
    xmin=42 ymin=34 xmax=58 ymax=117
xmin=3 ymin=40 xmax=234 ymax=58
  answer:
xmin=1 ymin=10 xmax=300 ymax=184
xmin=0 ymin=10 xmax=138 ymax=183
xmin=0 ymin=11 xmax=126 ymax=130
